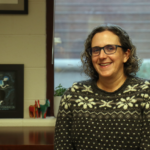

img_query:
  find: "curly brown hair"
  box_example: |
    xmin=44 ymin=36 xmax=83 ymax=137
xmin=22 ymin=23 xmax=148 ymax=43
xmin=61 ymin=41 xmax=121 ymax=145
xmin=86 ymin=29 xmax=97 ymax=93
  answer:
xmin=81 ymin=24 xmax=140 ymax=80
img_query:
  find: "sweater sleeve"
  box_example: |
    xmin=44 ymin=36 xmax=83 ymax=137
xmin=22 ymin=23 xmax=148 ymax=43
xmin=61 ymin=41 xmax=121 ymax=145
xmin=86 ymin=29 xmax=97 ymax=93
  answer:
xmin=140 ymin=97 xmax=150 ymax=150
xmin=54 ymin=93 xmax=75 ymax=150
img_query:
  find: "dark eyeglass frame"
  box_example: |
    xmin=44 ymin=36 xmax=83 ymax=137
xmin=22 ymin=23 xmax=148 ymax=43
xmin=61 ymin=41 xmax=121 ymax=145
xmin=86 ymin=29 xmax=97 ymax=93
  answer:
xmin=88 ymin=44 xmax=124 ymax=56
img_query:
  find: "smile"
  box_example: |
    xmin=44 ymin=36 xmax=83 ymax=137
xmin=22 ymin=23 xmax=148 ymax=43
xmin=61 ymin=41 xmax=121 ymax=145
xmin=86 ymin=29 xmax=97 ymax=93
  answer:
xmin=100 ymin=63 xmax=112 ymax=66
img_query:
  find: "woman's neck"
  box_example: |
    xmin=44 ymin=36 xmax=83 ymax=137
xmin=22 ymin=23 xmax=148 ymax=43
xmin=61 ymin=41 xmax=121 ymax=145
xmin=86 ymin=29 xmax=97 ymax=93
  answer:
xmin=97 ymin=74 xmax=127 ymax=92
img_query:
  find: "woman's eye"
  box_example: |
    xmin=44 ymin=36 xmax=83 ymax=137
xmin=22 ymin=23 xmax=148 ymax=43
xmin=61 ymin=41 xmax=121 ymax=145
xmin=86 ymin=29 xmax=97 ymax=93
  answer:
xmin=106 ymin=45 xmax=115 ymax=50
xmin=92 ymin=48 xmax=99 ymax=52
xmin=109 ymin=47 xmax=113 ymax=50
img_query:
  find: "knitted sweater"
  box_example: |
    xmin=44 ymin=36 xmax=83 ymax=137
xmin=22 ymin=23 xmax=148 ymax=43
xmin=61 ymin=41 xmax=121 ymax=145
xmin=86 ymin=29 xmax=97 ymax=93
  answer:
xmin=54 ymin=76 xmax=150 ymax=150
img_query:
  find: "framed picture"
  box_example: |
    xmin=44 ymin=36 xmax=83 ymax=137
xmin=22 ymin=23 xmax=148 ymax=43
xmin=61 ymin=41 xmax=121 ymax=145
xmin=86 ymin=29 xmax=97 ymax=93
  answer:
xmin=0 ymin=0 xmax=28 ymax=14
xmin=0 ymin=64 xmax=24 ymax=118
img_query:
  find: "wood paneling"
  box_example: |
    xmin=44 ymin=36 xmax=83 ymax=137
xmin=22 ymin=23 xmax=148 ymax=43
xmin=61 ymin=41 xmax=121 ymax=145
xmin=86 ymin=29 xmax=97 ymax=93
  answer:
xmin=46 ymin=0 xmax=54 ymax=116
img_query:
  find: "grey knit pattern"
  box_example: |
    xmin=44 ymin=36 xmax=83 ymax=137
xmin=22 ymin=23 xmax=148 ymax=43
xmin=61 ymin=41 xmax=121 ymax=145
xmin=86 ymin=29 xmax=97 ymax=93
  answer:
xmin=54 ymin=77 xmax=150 ymax=150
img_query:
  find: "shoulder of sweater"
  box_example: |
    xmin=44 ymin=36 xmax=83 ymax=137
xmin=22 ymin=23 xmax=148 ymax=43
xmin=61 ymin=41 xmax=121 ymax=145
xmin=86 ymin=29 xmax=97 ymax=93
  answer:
xmin=125 ymin=76 xmax=150 ymax=93
xmin=63 ymin=79 xmax=95 ymax=94
xmin=72 ymin=79 xmax=95 ymax=87
xmin=129 ymin=76 xmax=150 ymax=84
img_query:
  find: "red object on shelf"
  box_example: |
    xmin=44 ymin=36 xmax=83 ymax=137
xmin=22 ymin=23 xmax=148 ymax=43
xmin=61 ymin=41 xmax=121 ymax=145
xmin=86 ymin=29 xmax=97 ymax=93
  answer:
xmin=29 ymin=101 xmax=40 ymax=118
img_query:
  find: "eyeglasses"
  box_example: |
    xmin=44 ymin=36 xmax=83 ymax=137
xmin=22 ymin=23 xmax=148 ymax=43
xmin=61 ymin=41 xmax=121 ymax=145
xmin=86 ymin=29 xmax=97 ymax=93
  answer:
xmin=89 ymin=44 xmax=124 ymax=56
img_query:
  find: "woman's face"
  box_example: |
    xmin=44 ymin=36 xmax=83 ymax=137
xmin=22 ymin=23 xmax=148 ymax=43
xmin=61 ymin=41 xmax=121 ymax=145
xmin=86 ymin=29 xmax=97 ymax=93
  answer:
xmin=91 ymin=30 xmax=130 ymax=80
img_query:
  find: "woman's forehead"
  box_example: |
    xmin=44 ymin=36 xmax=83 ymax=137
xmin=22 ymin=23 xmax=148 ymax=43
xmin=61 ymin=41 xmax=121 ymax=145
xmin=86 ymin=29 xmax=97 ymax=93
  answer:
xmin=91 ymin=31 xmax=121 ymax=47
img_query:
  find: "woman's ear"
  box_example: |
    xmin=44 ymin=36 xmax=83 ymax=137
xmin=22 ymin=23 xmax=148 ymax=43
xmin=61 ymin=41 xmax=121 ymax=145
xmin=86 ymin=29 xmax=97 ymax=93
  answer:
xmin=123 ymin=49 xmax=130 ymax=63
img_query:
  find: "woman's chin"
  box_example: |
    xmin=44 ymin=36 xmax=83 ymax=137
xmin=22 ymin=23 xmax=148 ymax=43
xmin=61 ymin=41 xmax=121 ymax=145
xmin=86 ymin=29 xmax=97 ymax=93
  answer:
xmin=98 ymin=72 xmax=113 ymax=79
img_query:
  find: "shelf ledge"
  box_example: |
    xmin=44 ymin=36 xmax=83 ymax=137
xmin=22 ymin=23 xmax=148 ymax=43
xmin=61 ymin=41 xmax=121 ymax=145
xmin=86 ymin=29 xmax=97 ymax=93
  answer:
xmin=0 ymin=117 xmax=56 ymax=127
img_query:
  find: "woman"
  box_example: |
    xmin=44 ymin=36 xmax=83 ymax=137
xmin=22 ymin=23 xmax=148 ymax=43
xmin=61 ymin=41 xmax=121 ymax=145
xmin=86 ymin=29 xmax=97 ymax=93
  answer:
xmin=54 ymin=24 xmax=150 ymax=150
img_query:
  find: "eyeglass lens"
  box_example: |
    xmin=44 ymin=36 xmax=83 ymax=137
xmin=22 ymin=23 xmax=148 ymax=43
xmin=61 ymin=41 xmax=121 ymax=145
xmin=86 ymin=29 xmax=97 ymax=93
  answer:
xmin=91 ymin=45 xmax=117 ymax=56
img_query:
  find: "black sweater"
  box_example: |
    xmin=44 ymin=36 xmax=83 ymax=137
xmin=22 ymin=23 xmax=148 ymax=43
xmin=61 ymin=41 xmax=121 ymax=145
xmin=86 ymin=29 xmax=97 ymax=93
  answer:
xmin=54 ymin=77 xmax=150 ymax=150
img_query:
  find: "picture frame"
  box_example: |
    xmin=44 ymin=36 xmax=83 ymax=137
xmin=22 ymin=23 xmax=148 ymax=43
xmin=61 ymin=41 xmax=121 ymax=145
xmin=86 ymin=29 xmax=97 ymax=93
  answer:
xmin=0 ymin=0 xmax=28 ymax=14
xmin=0 ymin=64 xmax=24 ymax=118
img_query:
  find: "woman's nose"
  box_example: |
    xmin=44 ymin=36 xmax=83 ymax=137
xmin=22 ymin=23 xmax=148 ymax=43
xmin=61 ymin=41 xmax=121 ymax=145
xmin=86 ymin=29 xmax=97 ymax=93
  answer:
xmin=99 ymin=49 xmax=107 ymax=59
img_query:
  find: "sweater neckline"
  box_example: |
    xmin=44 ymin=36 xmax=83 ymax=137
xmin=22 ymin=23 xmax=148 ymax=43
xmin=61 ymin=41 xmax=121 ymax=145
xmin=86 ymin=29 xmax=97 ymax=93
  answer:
xmin=92 ymin=76 xmax=132 ymax=95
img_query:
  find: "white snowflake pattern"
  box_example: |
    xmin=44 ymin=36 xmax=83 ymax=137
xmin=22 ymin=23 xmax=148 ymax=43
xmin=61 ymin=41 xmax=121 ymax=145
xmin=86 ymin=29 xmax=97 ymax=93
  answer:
xmin=71 ymin=83 xmax=79 ymax=92
xmin=116 ymin=96 xmax=136 ymax=110
xmin=140 ymin=81 xmax=150 ymax=90
xmin=61 ymin=95 xmax=72 ymax=109
xmin=75 ymin=96 xmax=96 ymax=109
xmin=81 ymin=85 xmax=93 ymax=93
xmin=123 ymin=84 xmax=138 ymax=93
xmin=141 ymin=93 xmax=150 ymax=109
xmin=141 ymin=93 xmax=149 ymax=98
xmin=99 ymin=100 xmax=113 ymax=108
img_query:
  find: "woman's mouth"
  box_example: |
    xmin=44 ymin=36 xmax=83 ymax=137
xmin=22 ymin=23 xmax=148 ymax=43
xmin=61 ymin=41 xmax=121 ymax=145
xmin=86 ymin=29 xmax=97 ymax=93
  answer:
xmin=99 ymin=62 xmax=112 ymax=66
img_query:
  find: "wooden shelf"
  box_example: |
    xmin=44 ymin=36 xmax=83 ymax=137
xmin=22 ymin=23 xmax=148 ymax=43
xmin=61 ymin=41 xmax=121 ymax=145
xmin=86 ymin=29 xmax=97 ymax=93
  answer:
xmin=0 ymin=126 xmax=55 ymax=150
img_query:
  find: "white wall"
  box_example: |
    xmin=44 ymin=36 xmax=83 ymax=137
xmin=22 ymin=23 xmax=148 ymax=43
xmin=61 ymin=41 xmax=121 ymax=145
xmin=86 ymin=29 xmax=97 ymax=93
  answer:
xmin=0 ymin=0 xmax=46 ymax=118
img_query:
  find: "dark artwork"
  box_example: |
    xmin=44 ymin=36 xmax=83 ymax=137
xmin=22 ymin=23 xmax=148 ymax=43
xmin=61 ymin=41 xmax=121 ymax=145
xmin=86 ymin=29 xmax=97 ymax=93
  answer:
xmin=0 ymin=72 xmax=16 ymax=111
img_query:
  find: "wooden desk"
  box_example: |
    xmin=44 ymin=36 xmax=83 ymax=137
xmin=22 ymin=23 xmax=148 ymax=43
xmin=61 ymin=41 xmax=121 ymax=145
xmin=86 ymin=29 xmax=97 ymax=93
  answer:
xmin=0 ymin=127 xmax=55 ymax=150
